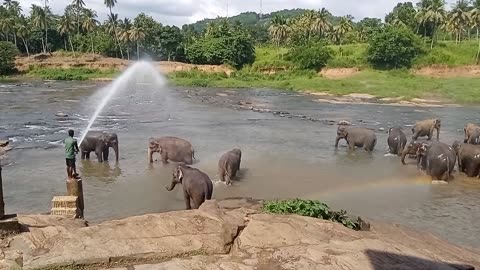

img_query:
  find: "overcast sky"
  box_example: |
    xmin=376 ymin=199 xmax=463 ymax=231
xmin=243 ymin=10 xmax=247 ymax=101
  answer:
xmin=20 ymin=0 xmax=458 ymax=26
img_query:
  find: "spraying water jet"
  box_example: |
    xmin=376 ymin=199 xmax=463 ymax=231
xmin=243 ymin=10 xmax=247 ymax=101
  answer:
xmin=79 ymin=61 xmax=167 ymax=145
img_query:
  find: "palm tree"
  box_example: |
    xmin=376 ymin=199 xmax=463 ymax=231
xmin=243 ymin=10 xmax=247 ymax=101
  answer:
xmin=0 ymin=8 xmax=13 ymax=42
xmin=106 ymin=12 xmax=124 ymax=59
xmin=448 ymin=1 xmax=471 ymax=44
xmin=128 ymin=26 xmax=145 ymax=60
xmin=312 ymin=8 xmax=331 ymax=39
xmin=43 ymin=0 xmax=49 ymax=52
xmin=424 ymin=0 xmax=446 ymax=49
xmin=104 ymin=0 xmax=124 ymax=59
xmin=470 ymin=1 xmax=480 ymax=61
xmin=301 ymin=10 xmax=316 ymax=41
xmin=16 ymin=19 xmax=30 ymax=56
xmin=71 ymin=0 xmax=85 ymax=34
xmin=119 ymin=18 xmax=132 ymax=59
xmin=4 ymin=0 xmax=22 ymax=46
xmin=333 ymin=16 xmax=354 ymax=47
xmin=415 ymin=7 xmax=427 ymax=38
xmin=268 ymin=15 xmax=289 ymax=58
xmin=58 ymin=15 xmax=75 ymax=55
xmin=82 ymin=9 xmax=98 ymax=57
xmin=30 ymin=4 xmax=47 ymax=53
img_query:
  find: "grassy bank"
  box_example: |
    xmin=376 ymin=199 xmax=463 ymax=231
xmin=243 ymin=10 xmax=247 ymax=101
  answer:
xmin=168 ymin=69 xmax=480 ymax=103
xmin=26 ymin=67 xmax=118 ymax=80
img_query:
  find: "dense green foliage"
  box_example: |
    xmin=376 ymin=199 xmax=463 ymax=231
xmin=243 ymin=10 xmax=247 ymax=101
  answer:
xmin=367 ymin=26 xmax=423 ymax=69
xmin=0 ymin=41 xmax=18 ymax=75
xmin=27 ymin=67 xmax=116 ymax=80
xmin=262 ymin=199 xmax=358 ymax=230
xmin=286 ymin=43 xmax=333 ymax=70
xmin=185 ymin=21 xmax=255 ymax=68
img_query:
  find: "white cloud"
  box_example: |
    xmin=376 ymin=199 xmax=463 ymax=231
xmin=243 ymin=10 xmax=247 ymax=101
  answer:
xmin=19 ymin=0 xmax=457 ymax=26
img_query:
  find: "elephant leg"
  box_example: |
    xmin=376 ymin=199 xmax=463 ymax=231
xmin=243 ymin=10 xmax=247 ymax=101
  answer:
xmin=191 ymin=195 xmax=204 ymax=209
xmin=95 ymin=150 xmax=103 ymax=162
xmin=81 ymin=152 xmax=86 ymax=160
xmin=219 ymin=170 xmax=226 ymax=182
xmin=86 ymin=152 xmax=90 ymax=159
xmin=161 ymin=152 xmax=168 ymax=164
xmin=183 ymin=189 xmax=192 ymax=210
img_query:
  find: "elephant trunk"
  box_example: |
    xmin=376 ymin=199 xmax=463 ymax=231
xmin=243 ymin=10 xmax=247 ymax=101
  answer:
xmin=165 ymin=180 xmax=177 ymax=191
xmin=148 ymin=148 xmax=153 ymax=163
xmin=113 ymin=144 xmax=119 ymax=162
xmin=436 ymin=128 xmax=440 ymax=141
xmin=335 ymin=136 xmax=341 ymax=148
xmin=401 ymin=148 xmax=408 ymax=165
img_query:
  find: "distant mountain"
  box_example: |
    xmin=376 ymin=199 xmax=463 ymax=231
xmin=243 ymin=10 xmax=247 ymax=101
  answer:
xmin=187 ymin=9 xmax=312 ymax=32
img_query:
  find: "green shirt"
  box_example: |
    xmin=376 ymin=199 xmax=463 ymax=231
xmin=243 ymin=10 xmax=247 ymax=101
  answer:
xmin=64 ymin=137 xmax=77 ymax=159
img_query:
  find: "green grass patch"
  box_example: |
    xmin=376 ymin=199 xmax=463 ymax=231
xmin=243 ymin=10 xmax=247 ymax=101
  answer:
xmin=168 ymin=68 xmax=480 ymax=103
xmin=263 ymin=199 xmax=359 ymax=230
xmin=27 ymin=67 xmax=118 ymax=81
xmin=414 ymin=41 xmax=480 ymax=67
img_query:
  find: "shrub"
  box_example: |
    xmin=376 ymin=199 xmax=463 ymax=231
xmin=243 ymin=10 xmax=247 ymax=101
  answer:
xmin=366 ymin=26 xmax=422 ymax=69
xmin=262 ymin=199 xmax=358 ymax=230
xmin=0 ymin=41 xmax=18 ymax=75
xmin=286 ymin=43 xmax=333 ymax=71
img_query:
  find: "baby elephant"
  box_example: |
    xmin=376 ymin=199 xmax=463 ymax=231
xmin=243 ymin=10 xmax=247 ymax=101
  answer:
xmin=166 ymin=165 xmax=213 ymax=210
xmin=464 ymin=123 xmax=480 ymax=144
xmin=412 ymin=119 xmax=441 ymax=141
xmin=387 ymin=127 xmax=407 ymax=155
xmin=335 ymin=126 xmax=377 ymax=152
xmin=218 ymin=149 xmax=242 ymax=185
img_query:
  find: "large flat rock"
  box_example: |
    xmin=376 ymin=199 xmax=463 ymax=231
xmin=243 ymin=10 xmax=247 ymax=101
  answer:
xmin=4 ymin=200 xmax=480 ymax=270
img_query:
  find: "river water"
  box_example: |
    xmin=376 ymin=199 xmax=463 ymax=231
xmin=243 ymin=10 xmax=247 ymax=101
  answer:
xmin=1 ymin=80 xmax=480 ymax=249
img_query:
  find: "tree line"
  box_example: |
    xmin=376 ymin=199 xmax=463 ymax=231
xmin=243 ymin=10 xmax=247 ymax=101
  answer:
xmin=0 ymin=0 xmax=480 ymax=66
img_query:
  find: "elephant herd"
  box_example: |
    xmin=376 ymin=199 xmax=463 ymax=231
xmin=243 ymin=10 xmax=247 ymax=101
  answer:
xmin=335 ymin=118 xmax=480 ymax=182
xmin=79 ymin=131 xmax=241 ymax=210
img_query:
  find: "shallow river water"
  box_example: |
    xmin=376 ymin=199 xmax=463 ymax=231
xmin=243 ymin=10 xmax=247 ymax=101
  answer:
xmin=1 ymin=80 xmax=480 ymax=249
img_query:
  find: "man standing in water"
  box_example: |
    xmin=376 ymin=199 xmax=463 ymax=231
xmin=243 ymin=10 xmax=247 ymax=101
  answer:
xmin=64 ymin=130 xmax=80 ymax=180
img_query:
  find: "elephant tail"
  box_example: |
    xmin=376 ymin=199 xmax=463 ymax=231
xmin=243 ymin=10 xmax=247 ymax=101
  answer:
xmin=396 ymin=136 xmax=401 ymax=155
xmin=191 ymin=148 xmax=196 ymax=160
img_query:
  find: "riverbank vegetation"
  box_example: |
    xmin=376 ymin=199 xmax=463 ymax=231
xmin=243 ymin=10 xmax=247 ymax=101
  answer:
xmin=2 ymin=0 xmax=480 ymax=102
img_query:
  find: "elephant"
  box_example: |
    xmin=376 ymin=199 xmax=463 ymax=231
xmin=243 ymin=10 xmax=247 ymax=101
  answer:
xmin=80 ymin=131 xmax=119 ymax=163
xmin=335 ymin=126 xmax=377 ymax=152
xmin=218 ymin=149 xmax=242 ymax=185
xmin=452 ymin=141 xmax=480 ymax=177
xmin=416 ymin=142 xmax=456 ymax=181
xmin=148 ymin=136 xmax=195 ymax=165
xmin=464 ymin=123 xmax=480 ymax=144
xmin=166 ymin=165 xmax=213 ymax=210
xmin=387 ymin=127 xmax=407 ymax=155
xmin=401 ymin=139 xmax=432 ymax=166
xmin=412 ymin=119 xmax=441 ymax=141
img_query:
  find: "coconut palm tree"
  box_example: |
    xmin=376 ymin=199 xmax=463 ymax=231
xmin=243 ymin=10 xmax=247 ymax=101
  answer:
xmin=300 ymin=10 xmax=316 ymax=41
xmin=43 ymin=0 xmax=49 ymax=52
xmin=58 ymin=15 xmax=75 ymax=55
xmin=119 ymin=18 xmax=132 ymax=59
xmin=71 ymin=0 xmax=85 ymax=34
xmin=312 ymin=8 xmax=331 ymax=39
xmin=16 ymin=18 xmax=30 ymax=56
xmin=82 ymin=9 xmax=98 ymax=57
xmin=415 ymin=7 xmax=427 ymax=38
xmin=106 ymin=12 xmax=124 ymax=59
xmin=4 ymin=0 xmax=22 ymax=46
xmin=470 ymin=1 xmax=480 ymax=61
xmin=30 ymin=4 xmax=47 ymax=53
xmin=104 ymin=0 xmax=117 ymax=16
xmin=128 ymin=26 xmax=145 ymax=60
xmin=0 ymin=7 xmax=13 ymax=42
xmin=449 ymin=6 xmax=470 ymax=43
xmin=424 ymin=0 xmax=446 ymax=49
xmin=268 ymin=15 xmax=289 ymax=58
xmin=333 ymin=16 xmax=353 ymax=46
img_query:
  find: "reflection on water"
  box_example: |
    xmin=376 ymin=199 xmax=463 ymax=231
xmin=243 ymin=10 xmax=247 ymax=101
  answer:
xmin=1 ymin=81 xmax=480 ymax=250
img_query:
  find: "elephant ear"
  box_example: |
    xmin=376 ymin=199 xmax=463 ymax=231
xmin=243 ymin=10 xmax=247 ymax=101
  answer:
xmin=177 ymin=167 xmax=184 ymax=182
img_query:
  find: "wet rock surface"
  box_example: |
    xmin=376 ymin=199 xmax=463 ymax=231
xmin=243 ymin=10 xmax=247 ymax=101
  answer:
xmin=1 ymin=199 xmax=479 ymax=270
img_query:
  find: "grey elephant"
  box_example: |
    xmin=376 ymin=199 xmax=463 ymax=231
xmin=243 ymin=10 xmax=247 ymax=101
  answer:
xmin=464 ymin=123 xmax=480 ymax=144
xmin=416 ymin=142 xmax=456 ymax=181
xmin=335 ymin=126 xmax=377 ymax=152
xmin=148 ymin=137 xmax=195 ymax=165
xmin=166 ymin=165 xmax=213 ymax=209
xmin=80 ymin=131 xmax=119 ymax=163
xmin=401 ymin=139 xmax=431 ymax=166
xmin=412 ymin=119 xmax=441 ymax=141
xmin=387 ymin=127 xmax=407 ymax=156
xmin=452 ymin=141 xmax=480 ymax=177
xmin=218 ymin=149 xmax=242 ymax=185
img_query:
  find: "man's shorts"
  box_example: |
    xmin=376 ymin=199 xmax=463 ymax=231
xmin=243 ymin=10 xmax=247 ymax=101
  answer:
xmin=66 ymin=158 xmax=76 ymax=167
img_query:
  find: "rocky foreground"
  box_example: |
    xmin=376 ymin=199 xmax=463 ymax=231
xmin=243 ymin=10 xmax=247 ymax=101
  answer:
xmin=0 ymin=198 xmax=479 ymax=270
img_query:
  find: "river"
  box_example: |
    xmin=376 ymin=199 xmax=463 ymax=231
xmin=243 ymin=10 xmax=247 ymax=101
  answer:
xmin=1 ymin=80 xmax=480 ymax=249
